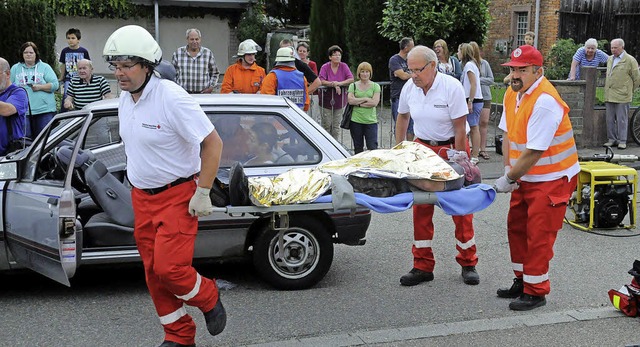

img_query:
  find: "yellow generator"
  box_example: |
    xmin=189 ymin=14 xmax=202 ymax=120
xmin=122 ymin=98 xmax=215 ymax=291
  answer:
xmin=567 ymin=150 xmax=638 ymax=231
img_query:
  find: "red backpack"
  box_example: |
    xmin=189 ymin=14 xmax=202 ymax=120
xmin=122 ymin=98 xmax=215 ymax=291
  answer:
xmin=608 ymin=260 xmax=640 ymax=317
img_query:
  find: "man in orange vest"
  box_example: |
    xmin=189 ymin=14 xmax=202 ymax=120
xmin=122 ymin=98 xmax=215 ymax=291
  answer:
xmin=494 ymin=45 xmax=580 ymax=311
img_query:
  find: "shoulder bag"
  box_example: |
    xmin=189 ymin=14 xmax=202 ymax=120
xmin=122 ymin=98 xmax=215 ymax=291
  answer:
xmin=340 ymin=83 xmax=354 ymax=129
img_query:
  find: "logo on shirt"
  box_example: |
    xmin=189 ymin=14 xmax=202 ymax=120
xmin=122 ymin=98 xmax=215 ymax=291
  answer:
xmin=141 ymin=123 xmax=160 ymax=130
xmin=434 ymin=104 xmax=448 ymax=108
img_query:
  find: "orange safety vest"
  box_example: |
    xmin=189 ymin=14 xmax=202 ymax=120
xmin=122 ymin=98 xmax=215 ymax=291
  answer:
xmin=504 ymin=77 xmax=578 ymax=175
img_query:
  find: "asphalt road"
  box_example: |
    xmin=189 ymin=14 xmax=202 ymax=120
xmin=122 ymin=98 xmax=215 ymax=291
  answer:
xmin=1 ymin=191 xmax=639 ymax=346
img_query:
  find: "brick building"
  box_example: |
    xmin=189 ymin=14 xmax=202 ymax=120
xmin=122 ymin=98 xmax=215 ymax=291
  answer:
xmin=484 ymin=0 xmax=561 ymax=78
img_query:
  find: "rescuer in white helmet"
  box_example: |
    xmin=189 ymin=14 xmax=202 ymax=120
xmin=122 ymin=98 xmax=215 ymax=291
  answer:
xmin=103 ymin=25 xmax=226 ymax=347
xmin=220 ymin=39 xmax=266 ymax=94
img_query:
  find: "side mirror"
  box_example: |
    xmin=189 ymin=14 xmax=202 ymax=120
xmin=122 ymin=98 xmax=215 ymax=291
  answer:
xmin=0 ymin=160 xmax=20 ymax=181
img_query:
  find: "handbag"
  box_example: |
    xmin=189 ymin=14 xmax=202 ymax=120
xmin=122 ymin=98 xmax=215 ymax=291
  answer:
xmin=340 ymin=83 xmax=355 ymax=129
xmin=339 ymin=103 xmax=353 ymax=129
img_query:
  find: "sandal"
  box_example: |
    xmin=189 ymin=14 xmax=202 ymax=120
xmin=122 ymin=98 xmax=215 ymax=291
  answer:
xmin=479 ymin=150 xmax=491 ymax=160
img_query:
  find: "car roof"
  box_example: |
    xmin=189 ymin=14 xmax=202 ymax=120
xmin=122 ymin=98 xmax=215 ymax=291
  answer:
xmin=82 ymin=93 xmax=292 ymax=112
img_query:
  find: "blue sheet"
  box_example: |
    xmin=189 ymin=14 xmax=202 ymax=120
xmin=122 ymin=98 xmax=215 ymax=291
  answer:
xmin=314 ymin=184 xmax=495 ymax=215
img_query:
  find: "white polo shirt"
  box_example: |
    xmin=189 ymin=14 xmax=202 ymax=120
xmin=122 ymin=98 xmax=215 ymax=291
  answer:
xmin=119 ymin=75 xmax=215 ymax=189
xmin=398 ymin=72 xmax=469 ymax=141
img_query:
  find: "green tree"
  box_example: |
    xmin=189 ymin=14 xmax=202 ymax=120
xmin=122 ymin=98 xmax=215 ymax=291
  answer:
xmin=344 ymin=0 xmax=396 ymax=83
xmin=265 ymin=0 xmax=311 ymax=25
xmin=237 ymin=3 xmax=272 ymax=67
xmin=0 ymin=0 xmax=57 ymax=68
xmin=545 ymin=38 xmax=580 ymax=80
xmin=309 ymin=0 xmax=348 ymax=66
xmin=379 ymin=0 xmax=490 ymax=49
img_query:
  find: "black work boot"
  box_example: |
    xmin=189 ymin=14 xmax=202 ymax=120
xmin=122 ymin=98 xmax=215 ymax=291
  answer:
xmin=400 ymin=268 xmax=434 ymax=286
xmin=204 ymin=297 xmax=227 ymax=336
xmin=509 ymin=293 xmax=546 ymax=311
xmin=461 ymin=266 xmax=480 ymax=285
xmin=229 ymin=161 xmax=250 ymax=206
xmin=158 ymin=341 xmax=195 ymax=347
xmin=497 ymin=278 xmax=524 ymax=298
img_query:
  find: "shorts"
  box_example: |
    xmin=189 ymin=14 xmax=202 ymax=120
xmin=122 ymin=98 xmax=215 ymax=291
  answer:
xmin=483 ymin=100 xmax=491 ymax=109
xmin=467 ymin=102 xmax=483 ymax=127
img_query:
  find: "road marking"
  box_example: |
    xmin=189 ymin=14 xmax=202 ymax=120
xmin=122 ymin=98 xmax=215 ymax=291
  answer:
xmin=244 ymin=307 xmax=624 ymax=346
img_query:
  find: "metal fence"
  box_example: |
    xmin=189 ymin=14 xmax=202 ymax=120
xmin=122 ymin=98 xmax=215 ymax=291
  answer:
xmin=106 ymin=78 xmax=503 ymax=153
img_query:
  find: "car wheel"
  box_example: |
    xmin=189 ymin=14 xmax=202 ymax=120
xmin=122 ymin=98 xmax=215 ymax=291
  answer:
xmin=253 ymin=216 xmax=333 ymax=290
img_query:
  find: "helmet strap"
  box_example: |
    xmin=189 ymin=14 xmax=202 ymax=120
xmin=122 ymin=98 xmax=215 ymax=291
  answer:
xmin=130 ymin=70 xmax=153 ymax=94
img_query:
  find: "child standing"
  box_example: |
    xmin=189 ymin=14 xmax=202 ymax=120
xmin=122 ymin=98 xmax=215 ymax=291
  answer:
xmin=59 ymin=28 xmax=90 ymax=112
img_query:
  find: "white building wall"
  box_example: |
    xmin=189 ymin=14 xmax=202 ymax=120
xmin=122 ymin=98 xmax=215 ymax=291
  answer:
xmin=55 ymin=15 xmax=232 ymax=77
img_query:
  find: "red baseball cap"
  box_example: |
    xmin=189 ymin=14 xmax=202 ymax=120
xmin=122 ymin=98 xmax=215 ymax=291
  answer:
xmin=501 ymin=45 xmax=543 ymax=67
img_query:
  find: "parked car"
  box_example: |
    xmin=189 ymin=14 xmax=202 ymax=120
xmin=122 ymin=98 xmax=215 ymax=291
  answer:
xmin=0 ymin=94 xmax=371 ymax=290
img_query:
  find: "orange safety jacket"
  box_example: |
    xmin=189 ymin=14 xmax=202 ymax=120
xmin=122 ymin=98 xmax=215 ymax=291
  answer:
xmin=504 ymin=77 xmax=578 ymax=176
xmin=220 ymin=60 xmax=266 ymax=94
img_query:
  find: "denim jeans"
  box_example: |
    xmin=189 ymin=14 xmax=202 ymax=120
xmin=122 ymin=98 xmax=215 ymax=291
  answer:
xmin=28 ymin=112 xmax=55 ymax=139
xmin=349 ymin=122 xmax=378 ymax=154
xmin=391 ymin=97 xmax=414 ymax=135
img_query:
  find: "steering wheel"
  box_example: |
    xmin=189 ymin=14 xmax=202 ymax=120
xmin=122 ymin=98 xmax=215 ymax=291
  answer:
xmin=54 ymin=146 xmax=91 ymax=193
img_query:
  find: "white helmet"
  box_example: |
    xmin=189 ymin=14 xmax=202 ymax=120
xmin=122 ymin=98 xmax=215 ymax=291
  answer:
xmin=274 ymin=47 xmax=295 ymax=62
xmin=103 ymin=25 xmax=162 ymax=65
xmin=237 ymin=39 xmax=261 ymax=56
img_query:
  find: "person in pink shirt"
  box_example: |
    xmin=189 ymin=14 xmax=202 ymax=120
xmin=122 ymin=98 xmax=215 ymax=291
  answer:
xmin=318 ymin=45 xmax=354 ymax=140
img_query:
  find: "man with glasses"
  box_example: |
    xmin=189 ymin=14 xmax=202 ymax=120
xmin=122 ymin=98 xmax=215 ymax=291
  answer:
xmin=0 ymin=57 xmax=28 ymax=155
xmin=395 ymin=45 xmax=480 ymax=287
xmin=171 ymin=28 xmax=219 ymax=94
xmin=104 ymin=25 xmax=225 ymax=347
xmin=388 ymin=37 xmax=414 ymax=140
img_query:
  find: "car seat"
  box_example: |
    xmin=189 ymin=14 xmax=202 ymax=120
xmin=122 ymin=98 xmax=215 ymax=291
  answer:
xmin=56 ymin=146 xmax=135 ymax=247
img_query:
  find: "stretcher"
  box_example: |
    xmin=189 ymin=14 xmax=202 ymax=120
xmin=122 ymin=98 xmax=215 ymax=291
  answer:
xmin=211 ymin=182 xmax=496 ymax=230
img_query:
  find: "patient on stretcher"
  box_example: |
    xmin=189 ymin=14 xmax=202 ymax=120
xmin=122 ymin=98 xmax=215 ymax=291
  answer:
xmin=222 ymin=142 xmax=478 ymax=207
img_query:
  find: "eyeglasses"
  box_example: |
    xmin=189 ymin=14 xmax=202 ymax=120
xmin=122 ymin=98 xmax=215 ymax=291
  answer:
xmin=408 ymin=62 xmax=431 ymax=75
xmin=108 ymin=62 xmax=139 ymax=72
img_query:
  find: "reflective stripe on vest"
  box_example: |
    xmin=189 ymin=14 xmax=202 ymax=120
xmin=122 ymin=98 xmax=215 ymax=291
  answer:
xmin=273 ymin=68 xmax=305 ymax=108
xmin=504 ymin=77 xmax=578 ymax=175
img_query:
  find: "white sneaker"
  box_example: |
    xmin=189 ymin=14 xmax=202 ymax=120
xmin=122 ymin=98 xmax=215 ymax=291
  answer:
xmin=618 ymin=143 xmax=627 ymax=149
xmin=603 ymin=141 xmax=616 ymax=146
xmin=470 ymin=157 xmax=479 ymax=164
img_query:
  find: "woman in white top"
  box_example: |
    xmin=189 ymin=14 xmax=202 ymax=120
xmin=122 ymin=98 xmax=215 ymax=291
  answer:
xmin=470 ymin=41 xmax=494 ymax=160
xmin=457 ymin=43 xmax=484 ymax=163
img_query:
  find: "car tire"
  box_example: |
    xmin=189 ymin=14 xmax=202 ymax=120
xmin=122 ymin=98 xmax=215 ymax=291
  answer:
xmin=253 ymin=216 xmax=333 ymax=290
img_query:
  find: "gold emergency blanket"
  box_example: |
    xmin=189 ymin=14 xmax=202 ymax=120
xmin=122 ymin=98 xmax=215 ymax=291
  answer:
xmin=248 ymin=141 xmax=461 ymax=207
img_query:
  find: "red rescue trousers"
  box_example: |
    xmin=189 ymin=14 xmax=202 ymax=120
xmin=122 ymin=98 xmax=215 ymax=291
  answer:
xmin=412 ymin=139 xmax=477 ymax=272
xmin=132 ymin=180 xmax=219 ymax=345
xmin=507 ymin=175 xmax=577 ymax=296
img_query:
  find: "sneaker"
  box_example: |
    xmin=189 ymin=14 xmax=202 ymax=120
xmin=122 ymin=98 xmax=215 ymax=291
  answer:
xmin=400 ymin=268 xmax=434 ymax=286
xmin=461 ymin=266 xmax=480 ymax=285
xmin=470 ymin=157 xmax=479 ymax=165
xmin=618 ymin=143 xmax=627 ymax=149
xmin=509 ymin=293 xmax=546 ymax=311
xmin=497 ymin=278 xmax=524 ymax=298
xmin=203 ymin=296 xmax=227 ymax=336
xmin=603 ymin=141 xmax=616 ymax=147
xmin=158 ymin=341 xmax=195 ymax=347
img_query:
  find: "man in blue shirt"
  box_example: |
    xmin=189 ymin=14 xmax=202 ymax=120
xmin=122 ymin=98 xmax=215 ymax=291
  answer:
xmin=0 ymin=57 xmax=29 ymax=155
